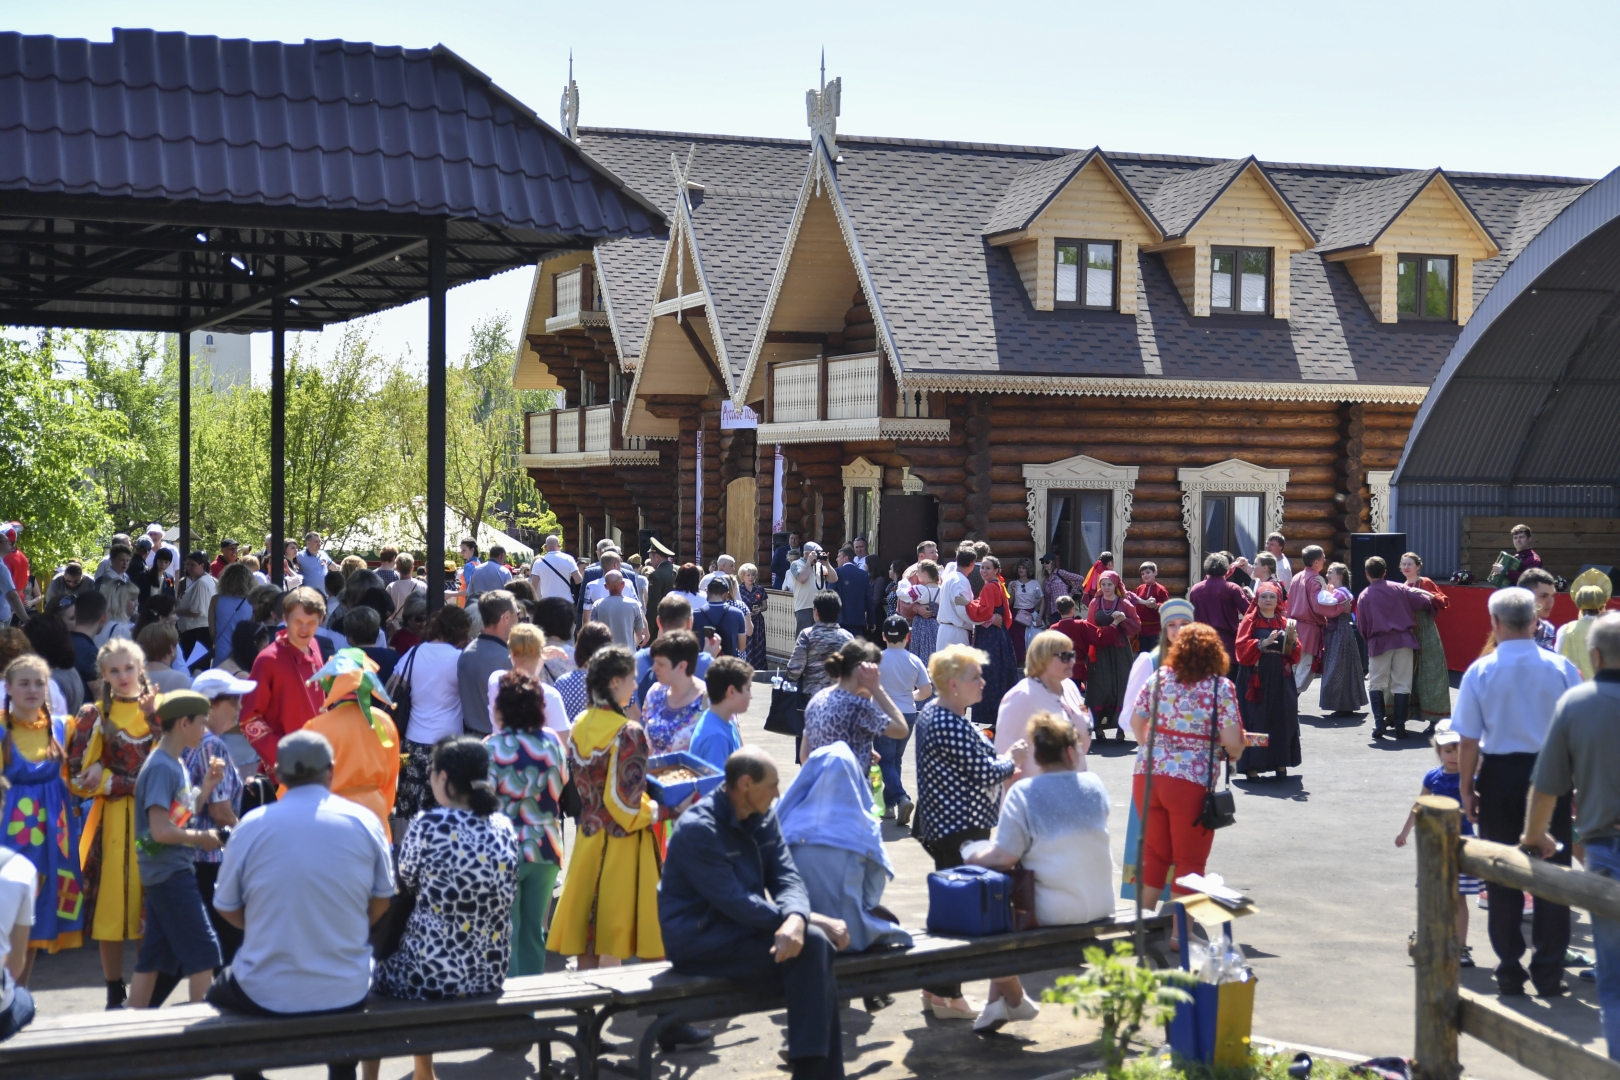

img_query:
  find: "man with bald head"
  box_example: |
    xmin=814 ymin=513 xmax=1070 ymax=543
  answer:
xmin=660 ymin=748 xmax=850 ymax=1079
xmin=589 ymin=569 xmax=648 ymax=648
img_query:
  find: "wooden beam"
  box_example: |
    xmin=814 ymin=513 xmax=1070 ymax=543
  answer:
xmin=764 ymin=330 xmax=829 ymax=345
xmin=1459 ymin=988 xmax=1620 ymax=1080
xmin=1414 ymin=795 xmax=1461 ymax=1080
xmin=642 ymin=394 xmax=707 ymax=419
xmin=675 ymin=315 xmax=731 ymax=391
xmin=651 ymin=291 xmax=708 ymax=317
xmin=1459 ymin=837 xmax=1620 ymax=924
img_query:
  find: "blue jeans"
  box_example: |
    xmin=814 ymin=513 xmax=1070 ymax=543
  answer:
xmin=0 ymin=984 xmax=35 ymax=1042
xmin=875 ymin=715 xmax=914 ymax=807
xmin=1584 ymin=837 xmax=1620 ymax=1060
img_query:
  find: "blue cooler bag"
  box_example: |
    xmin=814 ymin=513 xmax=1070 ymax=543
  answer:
xmin=926 ymin=866 xmax=1013 ymax=936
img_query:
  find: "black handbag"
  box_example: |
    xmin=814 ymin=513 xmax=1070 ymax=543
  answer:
xmin=1198 ymin=708 xmax=1237 ymax=831
xmin=385 ymin=645 xmax=417 ymax=735
xmin=369 ymin=884 xmax=417 ymax=960
xmin=764 ymin=677 xmax=807 ymax=737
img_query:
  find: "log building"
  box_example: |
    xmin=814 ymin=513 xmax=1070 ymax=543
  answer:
xmin=518 ymin=77 xmax=1591 ymax=592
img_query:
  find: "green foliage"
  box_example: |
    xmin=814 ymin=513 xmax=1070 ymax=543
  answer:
xmin=0 ymin=333 xmax=138 ymax=575
xmin=1079 ymin=1051 xmax=1359 ymax=1080
xmin=77 ymin=330 xmax=178 ymax=534
xmin=1044 ymin=943 xmax=1195 ymax=1080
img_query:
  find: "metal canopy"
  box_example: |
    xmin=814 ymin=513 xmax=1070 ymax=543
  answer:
xmin=0 ymin=30 xmax=666 ymax=603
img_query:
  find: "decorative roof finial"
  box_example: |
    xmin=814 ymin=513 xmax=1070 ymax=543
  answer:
xmin=560 ymin=52 xmax=580 ymax=143
xmin=806 ymin=52 xmax=840 ymax=160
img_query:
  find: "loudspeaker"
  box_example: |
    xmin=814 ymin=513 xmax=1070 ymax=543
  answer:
xmin=1351 ymin=533 xmax=1408 ymax=593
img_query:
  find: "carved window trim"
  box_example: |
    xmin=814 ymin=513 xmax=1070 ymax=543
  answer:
xmin=1367 ymin=470 xmax=1393 ymax=533
xmin=842 ymin=456 xmax=883 ymax=552
xmin=1178 ymin=458 xmax=1290 ymax=578
xmin=1023 ymin=454 xmax=1140 ymax=565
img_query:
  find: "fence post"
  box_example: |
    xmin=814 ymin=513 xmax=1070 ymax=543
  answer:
xmin=1414 ymin=794 xmax=1462 ymax=1080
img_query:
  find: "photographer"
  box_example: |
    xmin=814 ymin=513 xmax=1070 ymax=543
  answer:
xmin=1233 ymin=581 xmax=1302 ymax=782
xmin=789 ymin=543 xmax=839 ymax=634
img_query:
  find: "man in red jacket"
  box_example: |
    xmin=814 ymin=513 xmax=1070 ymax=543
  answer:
xmin=240 ymin=587 xmax=327 ymax=771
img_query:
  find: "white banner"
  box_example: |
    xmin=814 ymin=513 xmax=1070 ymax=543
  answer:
xmin=772 ymin=444 xmax=785 ymax=534
xmin=694 ymin=428 xmax=703 ymax=566
xmin=719 ymin=400 xmax=759 ymax=429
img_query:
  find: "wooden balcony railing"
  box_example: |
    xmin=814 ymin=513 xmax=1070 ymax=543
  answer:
xmin=526 ymin=402 xmax=624 ymax=454
xmin=766 ymin=352 xmax=884 ymax=423
xmin=552 ymin=266 xmax=600 ymax=320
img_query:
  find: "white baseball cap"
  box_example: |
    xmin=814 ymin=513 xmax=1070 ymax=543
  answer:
xmin=802 ymin=541 xmax=824 ymax=554
xmin=191 ymin=669 xmax=258 ymax=699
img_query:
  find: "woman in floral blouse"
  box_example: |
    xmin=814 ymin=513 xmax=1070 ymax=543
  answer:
xmin=737 ymin=563 xmax=769 ymax=670
xmin=1128 ymin=623 xmax=1247 ymax=912
xmin=486 ymin=670 xmax=569 ymax=976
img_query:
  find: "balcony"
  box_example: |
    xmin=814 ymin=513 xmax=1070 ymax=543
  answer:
xmin=762 ymin=352 xmax=950 ymax=444
xmin=520 ymin=403 xmax=660 ymax=468
xmin=545 ymin=266 xmax=609 ymax=333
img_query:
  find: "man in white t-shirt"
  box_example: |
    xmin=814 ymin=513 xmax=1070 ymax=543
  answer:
xmin=935 ymin=548 xmax=977 ymax=652
xmin=0 ymin=844 xmax=38 ymax=1041
xmin=788 ymin=542 xmax=838 ymax=633
xmin=582 ymin=551 xmax=644 ymax=607
xmin=294 ymin=533 xmax=337 ymax=594
xmin=534 ymin=535 xmax=582 ymax=602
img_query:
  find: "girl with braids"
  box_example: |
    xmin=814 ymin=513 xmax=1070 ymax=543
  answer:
xmin=2 ymin=654 xmax=86 ymax=984
xmin=547 ymin=646 xmax=689 ymax=969
xmin=65 ymin=638 xmax=159 ymax=1009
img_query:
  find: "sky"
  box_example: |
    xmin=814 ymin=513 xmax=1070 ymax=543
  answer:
xmin=10 ymin=0 xmax=1620 ymax=372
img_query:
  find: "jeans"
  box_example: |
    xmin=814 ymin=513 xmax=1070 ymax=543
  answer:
xmin=0 ymin=984 xmax=35 ymax=1042
xmin=1583 ymin=837 xmax=1620 ymax=1060
xmin=874 ymin=716 xmax=914 ymax=807
xmin=207 ymin=968 xmax=367 ymax=1080
xmin=1477 ymin=753 xmax=1572 ymax=990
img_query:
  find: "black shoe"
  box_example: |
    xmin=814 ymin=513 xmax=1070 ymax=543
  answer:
xmin=864 ymin=993 xmax=895 ymax=1013
xmin=1581 ymin=968 xmax=1596 ymax=982
xmin=105 ymin=978 xmax=127 ymax=1010
xmin=1460 ymin=947 xmax=1475 ymax=968
xmin=1535 ymin=981 xmax=1569 ymax=998
xmin=1497 ymin=980 xmax=1527 ymax=997
xmin=1369 ymin=691 xmax=1386 ymax=737
xmin=657 ymin=1023 xmax=713 ymax=1053
xmin=1391 ymin=694 xmax=1411 ymax=738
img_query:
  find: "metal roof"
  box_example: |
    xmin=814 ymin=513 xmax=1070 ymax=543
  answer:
xmin=1394 ymin=164 xmax=1620 ymax=488
xmin=0 ymin=29 xmax=666 ymax=332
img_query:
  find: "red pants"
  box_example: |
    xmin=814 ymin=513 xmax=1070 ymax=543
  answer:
xmin=1131 ymin=772 xmax=1215 ymax=896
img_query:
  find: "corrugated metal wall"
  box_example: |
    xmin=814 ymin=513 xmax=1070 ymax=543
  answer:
xmin=1392 ymin=483 xmax=1619 ymax=577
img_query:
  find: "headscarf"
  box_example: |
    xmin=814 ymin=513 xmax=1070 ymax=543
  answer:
xmin=1255 ymin=580 xmax=1284 ymax=602
xmin=1081 ymin=558 xmax=1108 ymax=597
xmin=776 ymin=742 xmax=892 ymax=874
xmin=307 ymin=647 xmax=394 ymax=746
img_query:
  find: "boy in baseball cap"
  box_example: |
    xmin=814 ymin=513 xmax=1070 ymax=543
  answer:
xmin=192 ymin=669 xmax=261 ymax=782
xmin=877 ymin=615 xmax=932 ymax=825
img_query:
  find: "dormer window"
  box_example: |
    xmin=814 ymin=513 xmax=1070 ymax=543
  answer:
xmin=1210 ymin=247 xmax=1271 ymax=314
xmin=1397 ymin=255 xmax=1454 ymax=320
xmin=1055 ymin=240 xmax=1118 ymax=309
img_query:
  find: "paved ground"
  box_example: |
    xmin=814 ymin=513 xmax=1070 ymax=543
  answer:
xmin=24 ymin=677 xmax=1608 ymax=1079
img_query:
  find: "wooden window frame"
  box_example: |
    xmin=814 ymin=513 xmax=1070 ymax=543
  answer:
xmin=1396 ymin=254 xmax=1456 ymax=322
xmin=1201 ymin=492 xmax=1265 ymax=558
xmin=1209 ymin=246 xmax=1272 ymax=315
xmin=1054 ymin=238 xmax=1121 ymax=311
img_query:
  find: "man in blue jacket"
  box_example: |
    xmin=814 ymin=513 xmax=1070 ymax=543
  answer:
xmin=831 ymin=545 xmax=872 ymax=640
xmin=659 ymin=747 xmax=850 ymax=1079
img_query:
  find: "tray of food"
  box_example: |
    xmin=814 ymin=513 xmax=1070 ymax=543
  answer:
xmin=645 ymin=752 xmax=725 ymax=808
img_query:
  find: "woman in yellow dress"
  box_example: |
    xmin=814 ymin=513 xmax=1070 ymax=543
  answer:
xmin=547 ymin=646 xmax=684 ymax=968
xmin=65 ymin=638 xmax=159 ymax=1010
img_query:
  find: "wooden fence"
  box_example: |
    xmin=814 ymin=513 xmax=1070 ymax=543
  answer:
xmin=1412 ymin=795 xmax=1620 ymax=1080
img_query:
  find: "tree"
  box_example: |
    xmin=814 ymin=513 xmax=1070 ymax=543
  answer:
xmin=0 ymin=333 xmax=137 ymax=577
xmin=77 ymin=329 xmax=179 ymax=535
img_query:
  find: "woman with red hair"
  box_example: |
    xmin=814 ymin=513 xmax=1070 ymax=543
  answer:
xmin=1233 ymin=582 xmax=1302 ymax=782
xmin=1128 ymin=623 xmax=1246 ymax=910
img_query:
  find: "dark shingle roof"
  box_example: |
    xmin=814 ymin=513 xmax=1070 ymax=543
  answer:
xmin=981 ymin=150 xmax=1096 ymax=236
xmin=687 ymin=188 xmax=799 ymax=385
xmin=1314 ymin=169 xmax=1438 ymax=253
xmin=593 ymin=236 xmax=667 ymax=362
xmin=579 ymin=126 xmax=1590 ymax=391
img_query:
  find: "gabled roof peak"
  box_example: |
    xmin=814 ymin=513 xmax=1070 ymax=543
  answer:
xmin=1314 ymin=168 xmax=1499 ymax=255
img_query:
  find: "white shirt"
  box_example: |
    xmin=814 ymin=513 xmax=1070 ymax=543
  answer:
xmin=486 ymin=668 xmax=570 ymax=740
xmin=584 ymin=573 xmax=644 ymax=608
xmin=0 ymin=560 xmax=13 ymax=622
xmin=937 ymin=569 xmax=974 ymax=629
xmin=534 ymin=550 xmax=579 ymax=601
xmin=0 ymin=846 xmax=36 ymax=1012
xmin=399 ymin=642 xmax=466 ymax=744
xmin=175 ymin=572 xmax=216 ymax=632
xmin=995 ymin=771 xmax=1114 ymax=926
xmin=789 ymin=558 xmax=833 ymax=611
xmin=213 ymin=785 xmax=394 ymax=1014
xmin=1450 ymin=638 xmax=1583 ymax=755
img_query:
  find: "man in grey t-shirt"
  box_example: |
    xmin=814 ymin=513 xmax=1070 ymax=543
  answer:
xmin=1525 ymin=613 xmax=1620 ymax=1047
xmin=591 ymin=570 xmax=648 ymax=648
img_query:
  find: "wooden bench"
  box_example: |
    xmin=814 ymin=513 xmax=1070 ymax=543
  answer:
xmin=0 ymin=908 xmax=1170 ymax=1080
xmin=575 ymin=906 xmax=1175 ymax=1080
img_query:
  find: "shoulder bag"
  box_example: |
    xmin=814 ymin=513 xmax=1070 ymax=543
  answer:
xmin=764 ymin=672 xmax=807 ymax=737
xmin=1198 ymin=693 xmax=1237 ymax=831
xmin=1008 ymin=864 xmax=1039 ymax=931
xmin=540 ymin=554 xmax=580 ymax=604
xmin=385 ymin=644 xmax=418 ymax=737
xmin=369 ymin=883 xmax=417 ymax=960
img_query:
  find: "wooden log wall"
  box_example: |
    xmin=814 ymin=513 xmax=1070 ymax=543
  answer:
xmin=675 ymin=412 xmax=723 ymax=565
xmin=900 ymin=394 xmax=1423 ymax=594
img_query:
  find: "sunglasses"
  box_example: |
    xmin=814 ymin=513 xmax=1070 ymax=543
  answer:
xmin=1057 ymin=651 xmax=1076 ymax=662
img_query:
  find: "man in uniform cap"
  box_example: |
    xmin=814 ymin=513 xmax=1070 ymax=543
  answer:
xmin=645 ymin=537 xmax=677 ymax=631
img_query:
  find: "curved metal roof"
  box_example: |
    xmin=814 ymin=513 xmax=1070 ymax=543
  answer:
xmin=1395 ymin=165 xmax=1620 ymax=487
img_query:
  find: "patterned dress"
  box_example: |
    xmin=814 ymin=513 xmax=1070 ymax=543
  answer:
xmin=642 ymin=681 xmax=708 ymax=756
xmin=903 ymin=583 xmax=940 ymax=662
xmin=2 ymin=714 xmax=85 ymax=951
xmin=1408 ymin=577 xmax=1452 ymax=723
xmin=554 ymin=669 xmax=589 ymax=724
xmin=373 ymin=806 xmax=519 ymax=999
xmin=739 ymin=582 xmax=769 ymax=669
xmin=1319 ymin=599 xmax=1368 ymax=713
xmin=486 ymin=726 xmax=569 ymax=976
xmin=66 ymin=697 xmax=159 ymax=942
xmin=912 ymin=700 xmax=1016 ymax=844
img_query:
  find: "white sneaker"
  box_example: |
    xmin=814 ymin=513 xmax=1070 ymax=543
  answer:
xmin=1004 ymin=996 xmax=1040 ymax=1023
xmin=972 ymin=997 xmax=1010 ymax=1032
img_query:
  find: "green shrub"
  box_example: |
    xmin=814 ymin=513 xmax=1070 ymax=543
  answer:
xmin=1079 ymin=1051 xmax=1362 ymax=1079
xmin=1043 ymin=943 xmax=1195 ymax=1079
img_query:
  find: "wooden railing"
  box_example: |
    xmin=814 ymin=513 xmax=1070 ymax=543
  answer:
xmin=766 ymin=352 xmax=883 ymax=423
xmin=552 ymin=265 xmax=599 ymax=319
xmin=1412 ymin=796 xmax=1620 ymax=1080
xmin=764 ymin=588 xmax=797 ymax=661
xmin=526 ymin=402 xmax=623 ymax=454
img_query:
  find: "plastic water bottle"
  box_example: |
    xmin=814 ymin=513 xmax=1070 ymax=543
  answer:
xmin=869 ymin=763 xmax=886 ymax=819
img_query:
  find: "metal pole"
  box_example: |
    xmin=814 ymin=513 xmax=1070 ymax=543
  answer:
xmin=178 ymin=271 xmax=191 ymax=558
xmin=426 ymin=228 xmax=447 ymax=612
xmin=270 ymin=273 xmax=286 ymax=589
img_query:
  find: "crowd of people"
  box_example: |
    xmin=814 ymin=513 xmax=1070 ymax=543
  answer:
xmin=3 ymin=519 xmax=1620 ymax=1070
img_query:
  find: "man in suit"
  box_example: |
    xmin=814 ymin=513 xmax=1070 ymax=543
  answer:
xmin=832 ymin=545 xmax=872 ymax=639
xmin=645 ymin=538 xmax=677 ymax=636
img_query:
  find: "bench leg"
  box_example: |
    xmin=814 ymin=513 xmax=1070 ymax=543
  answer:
xmin=637 ymin=1009 xmax=703 ymax=1080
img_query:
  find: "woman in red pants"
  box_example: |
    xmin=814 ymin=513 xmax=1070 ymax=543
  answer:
xmin=1127 ymin=622 xmax=1247 ymax=911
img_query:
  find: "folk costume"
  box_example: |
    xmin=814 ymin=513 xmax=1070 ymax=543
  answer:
xmin=1317 ymin=585 xmax=1368 ymax=714
xmin=898 ymin=580 xmax=940 ymax=661
xmin=1008 ymin=576 xmax=1044 ymax=666
xmin=2 ymin=706 xmax=85 ymax=951
xmin=1285 ymin=567 xmax=1346 ymax=694
xmin=546 ymin=706 xmax=665 ymax=961
xmin=1556 ymin=572 xmax=1613 ymax=680
xmin=295 ymin=648 xmax=400 ymax=840
xmin=1085 ymin=572 xmax=1140 ymax=740
xmin=1232 ymin=585 xmax=1303 ymax=777
xmin=1406 ymin=576 xmax=1452 ymax=728
xmin=67 ymin=691 xmax=159 ymax=942
xmin=1188 ymin=573 xmax=1250 ymax=662
xmin=966 ymin=576 xmax=1016 ymax=731
xmin=1051 ymin=616 xmax=1118 ymax=690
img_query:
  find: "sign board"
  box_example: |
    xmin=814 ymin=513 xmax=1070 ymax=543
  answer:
xmin=719 ymin=401 xmax=759 ymax=430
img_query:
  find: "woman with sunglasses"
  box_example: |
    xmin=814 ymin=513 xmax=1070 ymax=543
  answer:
xmin=994 ymin=630 xmax=1092 ymax=760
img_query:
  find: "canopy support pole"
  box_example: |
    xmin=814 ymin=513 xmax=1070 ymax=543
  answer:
xmin=426 ymin=227 xmax=448 ymax=612
xmin=270 ymin=283 xmax=286 ymax=588
xmin=178 ymin=270 xmax=191 ymax=560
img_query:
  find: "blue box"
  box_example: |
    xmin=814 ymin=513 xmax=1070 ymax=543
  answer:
xmin=645 ymin=752 xmax=724 ymax=808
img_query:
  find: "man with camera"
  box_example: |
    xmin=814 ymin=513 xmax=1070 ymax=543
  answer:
xmin=789 ymin=542 xmax=839 ymax=634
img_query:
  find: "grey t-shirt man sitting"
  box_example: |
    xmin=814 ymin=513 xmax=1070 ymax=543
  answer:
xmin=208 ymin=730 xmax=394 ymax=1080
